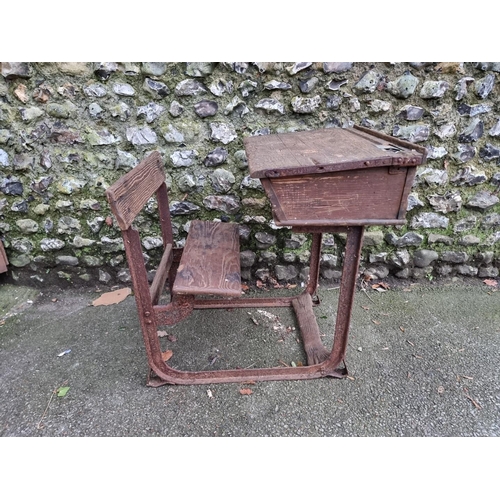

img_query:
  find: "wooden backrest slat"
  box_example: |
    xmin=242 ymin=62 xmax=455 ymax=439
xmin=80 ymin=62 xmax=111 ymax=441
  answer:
xmin=0 ymin=240 xmax=8 ymax=273
xmin=106 ymin=151 xmax=165 ymax=230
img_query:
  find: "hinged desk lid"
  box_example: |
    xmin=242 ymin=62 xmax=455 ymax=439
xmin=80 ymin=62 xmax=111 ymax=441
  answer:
xmin=245 ymin=125 xmax=427 ymax=179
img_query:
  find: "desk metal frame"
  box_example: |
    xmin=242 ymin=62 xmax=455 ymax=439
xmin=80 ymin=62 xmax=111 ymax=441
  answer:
xmin=145 ymin=225 xmax=364 ymax=386
xmin=109 ymin=126 xmax=425 ymax=386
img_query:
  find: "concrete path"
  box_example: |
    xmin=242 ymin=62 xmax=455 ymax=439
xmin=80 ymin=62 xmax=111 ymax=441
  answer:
xmin=0 ymin=280 xmax=498 ymax=436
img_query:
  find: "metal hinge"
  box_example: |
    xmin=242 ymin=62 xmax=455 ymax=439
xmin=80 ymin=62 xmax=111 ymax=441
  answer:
xmin=389 ymin=165 xmax=405 ymax=174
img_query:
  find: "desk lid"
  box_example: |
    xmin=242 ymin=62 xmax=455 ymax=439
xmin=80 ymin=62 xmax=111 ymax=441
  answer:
xmin=245 ymin=125 xmax=427 ymax=179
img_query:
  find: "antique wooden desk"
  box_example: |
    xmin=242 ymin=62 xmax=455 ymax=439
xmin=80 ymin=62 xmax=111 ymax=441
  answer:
xmin=244 ymin=125 xmax=427 ymax=376
xmin=107 ymin=126 xmax=426 ymax=386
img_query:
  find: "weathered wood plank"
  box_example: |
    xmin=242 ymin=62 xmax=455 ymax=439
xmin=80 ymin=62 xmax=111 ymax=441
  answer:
xmin=245 ymin=127 xmax=425 ymax=179
xmin=0 ymin=240 xmax=8 ymax=273
xmin=106 ymin=151 xmax=165 ymax=230
xmin=292 ymin=293 xmax=329 ymax=365
xmin=173 ymin=220 xmax=241 ymax=297
xmin=150 ymin=243 xmax=173 ymax=305
xmin=262 ymin=166 xmax=408 ymax=225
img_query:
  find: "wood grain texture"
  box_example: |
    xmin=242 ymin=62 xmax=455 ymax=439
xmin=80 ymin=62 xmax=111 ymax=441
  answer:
xmin=173 ymin=220 xmax=241 ymax=297
xmin=0 ymin=240 xmax=8 ymax=273
xmin=292 ymin=293 xmax=329 ymax=365
xmin=397 ymin=168 xmax=417 ymax=220
xmin=245 ymin=126 xmax=425 ymax=179
xmin=263 ymin=166 xmax=408 ymax=225
xmin=156 ymin=182 xmax=174 ymax=246
xmin=150 ymin=243 xmax=173 ymax=305
xmin=106 ymin=151 xmax=165 ymax=230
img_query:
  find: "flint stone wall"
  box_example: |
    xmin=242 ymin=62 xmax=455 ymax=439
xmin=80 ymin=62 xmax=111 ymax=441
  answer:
xmin=0 ymin=62 xmax=499 ymax=286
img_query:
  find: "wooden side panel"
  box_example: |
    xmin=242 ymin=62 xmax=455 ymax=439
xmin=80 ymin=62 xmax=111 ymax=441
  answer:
xmin=397 ymin=167 xmax=417 ymax=220
xmin=266 ymin=166 xmax=409 ymax=224
xmin=173 ymin=221 xmax=241 ymax=297
xmin=156 ymin=182 xmax=174 ymax=246
xmin=150 ymin=243 xmax=173 ymax=305
xmin=106 ymin=151 xmax=165 ymax=230
xmin=353 ymin=125 xmax=428 ymax=158
xmin=0 ymin=240 xmax=8 ymax=273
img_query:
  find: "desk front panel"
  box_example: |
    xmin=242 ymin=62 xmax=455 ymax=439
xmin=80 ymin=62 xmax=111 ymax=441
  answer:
xmin=262 ymin=165 xmax=415 ymax=226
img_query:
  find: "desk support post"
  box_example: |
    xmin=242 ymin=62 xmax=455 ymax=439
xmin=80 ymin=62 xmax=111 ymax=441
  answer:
xmin=306 ymin=232 xmax=322 ymax=296
xmin=328 ymin=225 xmax=364 ymax=368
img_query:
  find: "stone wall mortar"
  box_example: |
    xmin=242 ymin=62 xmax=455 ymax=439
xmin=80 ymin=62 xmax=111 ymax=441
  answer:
xmin=0 ymin=61 xmax=499 ymax=286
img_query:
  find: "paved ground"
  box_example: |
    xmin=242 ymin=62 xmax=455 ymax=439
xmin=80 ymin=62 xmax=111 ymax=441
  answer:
xmin=0 ymin=278 xmax=498 ymax=437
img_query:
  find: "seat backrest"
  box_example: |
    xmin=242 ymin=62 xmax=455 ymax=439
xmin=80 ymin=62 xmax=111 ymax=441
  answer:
xmin=106 ymin=151 xmax=166 ymax=230
xmin=106 ymin=151 xmax=175 ymax=307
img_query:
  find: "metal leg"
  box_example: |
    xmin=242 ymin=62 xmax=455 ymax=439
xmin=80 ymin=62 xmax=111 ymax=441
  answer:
xmin=306 ymin=232 xmax=322 ymax=297
xmin=142 ymin=226 xmax=365 ymax=385
xmin=327 ymin=225 xmax=365 ymax=370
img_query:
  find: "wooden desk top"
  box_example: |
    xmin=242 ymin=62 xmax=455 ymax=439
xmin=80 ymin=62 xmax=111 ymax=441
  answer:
xmin=244 ymin=125 xmax=426 ymax=179
xmin=243 ymin=126 xmax=427 ymax=227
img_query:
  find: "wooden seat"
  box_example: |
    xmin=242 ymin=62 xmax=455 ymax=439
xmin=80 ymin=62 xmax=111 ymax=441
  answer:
xmin=173 ymin=220 xmax=241 ymax=297
xmin=106 ymin=151 xmax=241 ymax=304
